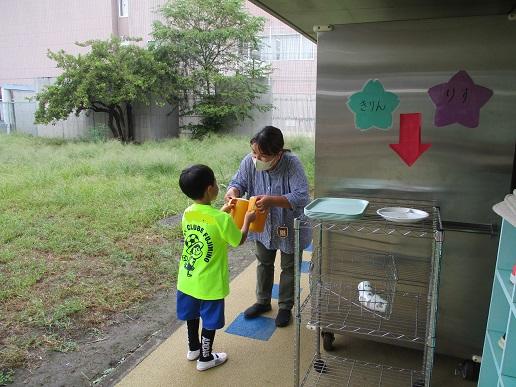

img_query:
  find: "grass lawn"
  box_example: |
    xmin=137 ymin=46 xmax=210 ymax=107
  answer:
xmin=0 ymin=133 xmax=314 ymax=380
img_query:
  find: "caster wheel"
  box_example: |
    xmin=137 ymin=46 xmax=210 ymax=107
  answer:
xmin=457 ymin=359 xmax=480 ymax=381
xmin=322 ymin=331 xmax=335 ymax=351
xmin=314 ymin=359 xmax=328 ymax=373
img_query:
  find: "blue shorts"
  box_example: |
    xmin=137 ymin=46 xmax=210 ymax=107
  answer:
xmin=176 ymin=290 xmax=225 ymax=330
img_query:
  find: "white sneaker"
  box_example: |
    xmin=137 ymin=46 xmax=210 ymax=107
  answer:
xmin=196 ymin=352 xmax=228 ymax=371
xmin=358 ymin=281 xmax=374 ymax=295
xmin=358 ymin=281 xmax=388 ymax=313
xmin=366 ymin=294 xmax=387 ymax=313
xmin=187 ymin=349 xmax=200 ymax=361
xmin=358 ymin=281 xmax=374 ymax=303
xmin=498 ymin=334 xmax=506 ymax=350
xmin=306 ymin=322 xmax=317 ymax=330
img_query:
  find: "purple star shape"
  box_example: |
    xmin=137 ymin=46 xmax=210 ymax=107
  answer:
xmin=428 ymin=70 xmax=493 ymax=128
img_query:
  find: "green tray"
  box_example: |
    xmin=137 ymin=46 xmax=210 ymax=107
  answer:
xmin=304 ymin=198 xmax=369 ymax=221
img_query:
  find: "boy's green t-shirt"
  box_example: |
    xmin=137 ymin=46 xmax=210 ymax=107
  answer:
xmin=177 ymin=203 xmax=242 ymax=300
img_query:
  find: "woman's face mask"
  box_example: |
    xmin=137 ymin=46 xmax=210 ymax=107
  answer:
xmin=253 ymin=157 xmax=275 ymax=171
xmin=251 ymin=142 xmax=280 ymax=171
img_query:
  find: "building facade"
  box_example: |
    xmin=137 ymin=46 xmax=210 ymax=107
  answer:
xmin=0 ymin=0 xmax=315 ymax=137
xmin=246 ymin=2 xmax=316 ymax=137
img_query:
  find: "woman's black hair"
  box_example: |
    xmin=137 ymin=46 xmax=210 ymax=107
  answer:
xmin=250 ymin=126 xmax=290 ymax=156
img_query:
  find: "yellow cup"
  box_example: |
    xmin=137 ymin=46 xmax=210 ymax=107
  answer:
xmin=248 ymin=196 xmax=269 ymax=233
xmin=230 ymin=197 xmax=269 ymax=233
xmin=230 ymin=198 xmax=250 ymax=229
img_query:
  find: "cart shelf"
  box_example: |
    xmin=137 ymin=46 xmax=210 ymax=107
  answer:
xmin=300 ymin=354 xmax=424 ymax=387
xmin=299 ymin=198 xmax=441 ymax=240
xmin=294 ymin=199 xmax=443 ymax=387
xmin=302 ymin=282 xmax=429 ymax=344
xmin=310 ymin=248 xmax=432 ymax=288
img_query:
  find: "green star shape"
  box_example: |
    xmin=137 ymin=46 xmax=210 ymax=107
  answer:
xmin=347 ymin=79 xmax=400 ymax=130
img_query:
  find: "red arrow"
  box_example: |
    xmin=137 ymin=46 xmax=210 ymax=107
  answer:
xmin=389 ymin=113 xmax=431 ymax=167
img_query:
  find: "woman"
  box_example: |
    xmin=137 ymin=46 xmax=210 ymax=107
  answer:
xmin=224 ymin=126 xmax=311 ymax=327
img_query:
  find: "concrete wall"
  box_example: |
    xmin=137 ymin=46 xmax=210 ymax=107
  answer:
xmin=13 ymin=102 xmax=38 ymax=136
xmin=229 ymin=80 xmax=273 ymax=137
xmin=14 ymin=100 xmax=179 ymax=141
xmin=36 ymin=111 xmax=107 ymax=139
xmin=32 ymin=78 xmax=105 ymax=139
xmin=3 ymin=79 xmax=179 ymax=141
xmin=33 ymin=104 xmax=178 ymax=141
xmin=8 ymin=78 xmax=178 ymax=141
xmin=133 ymin=100 xmax=179 ymax=142
xmin=1 ymin=89 xmax=38 ymax=135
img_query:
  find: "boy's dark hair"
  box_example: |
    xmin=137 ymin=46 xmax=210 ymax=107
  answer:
xmin=250 ymin=125 xmax=290 ymax=156
xmin=179 ymin=164 xmax=215 ymax=200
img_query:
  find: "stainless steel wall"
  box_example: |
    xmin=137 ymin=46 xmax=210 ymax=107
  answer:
xmin=315 ymin=15 xmax=516 ymax=357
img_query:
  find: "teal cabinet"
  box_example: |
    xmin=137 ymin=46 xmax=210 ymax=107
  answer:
xmin=479 ymin=220 xmax=516 ymax=387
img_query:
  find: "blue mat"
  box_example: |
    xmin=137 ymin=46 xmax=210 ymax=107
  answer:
xmin=272 ymin=283 xmax=303 ymax=299
xmin=301 ymin=261 xmax=311 ymax=273
xmin=271 ymin=284 xmax=280 ymax=299
xmin=225 ymin=313 xmax=276 ymax=341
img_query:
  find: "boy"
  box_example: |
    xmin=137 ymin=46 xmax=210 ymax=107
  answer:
xmin=177 ymin=164 xmax=255 ymax=371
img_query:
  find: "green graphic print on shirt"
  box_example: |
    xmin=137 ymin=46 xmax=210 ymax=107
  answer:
xmin=177 ymin=204 xmax=242 ymax=300
xmin=183 ymin=224 xmax=211 ymax=277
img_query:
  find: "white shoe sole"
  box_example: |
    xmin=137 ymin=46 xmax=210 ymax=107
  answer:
xmin=197 ymin=352 xmax=227 ymax=371
xmin=187 ymin=349 xmax=200 ymax=361
xmin=359 ymin=293 xmax=388 ymax=313
xmin=498 ymin=336 xmax=506 ymax=351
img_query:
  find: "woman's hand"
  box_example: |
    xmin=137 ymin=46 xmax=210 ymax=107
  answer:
xmin=224 ymin=187 xmax=240 ymax=203
xmin=254 ymin=195 xmax=274 ymax=211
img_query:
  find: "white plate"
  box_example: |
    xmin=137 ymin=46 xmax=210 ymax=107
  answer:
xmin=377 ymin=207 xmax=429 ymax=223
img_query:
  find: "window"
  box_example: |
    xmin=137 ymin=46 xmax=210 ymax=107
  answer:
xmin=300 ymin=37 xmax=315 ymax=60
xmin=257 ymin=34 xmax=315 ymax=61
xmin=238 ymin=42 xmax=252 ymax=60
xmin=118 ymin=0 xmax=128 ymax=17
xmin=259 ymin=36 xmax=272 ymax=61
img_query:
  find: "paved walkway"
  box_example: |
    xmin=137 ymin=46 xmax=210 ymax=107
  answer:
xmin=118 ymin=249 xmax=475 ymax=387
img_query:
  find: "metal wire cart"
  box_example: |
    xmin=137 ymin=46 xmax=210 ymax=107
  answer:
xmin=294 ymin=198 xmax=444 ymax=387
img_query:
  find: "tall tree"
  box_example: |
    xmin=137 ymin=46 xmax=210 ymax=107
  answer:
xmin=152 ymin=0 xmax=272 ymax=138
xmin=34 ymin=37 xmax=173 ymax=142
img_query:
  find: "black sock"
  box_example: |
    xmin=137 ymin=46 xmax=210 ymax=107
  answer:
xmin=199 ymin=328 xmax=216 ymax=362
xmin=187 ymin=319 xmax=200 ymax=351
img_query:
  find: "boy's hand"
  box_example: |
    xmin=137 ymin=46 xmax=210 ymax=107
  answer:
xmin=239 ymin=210 xmax=256 ymax=246
xmin=245 ymin=210 xmax=257 ymax=223
xmin=221 ymin=201 xmax=234 ymax=213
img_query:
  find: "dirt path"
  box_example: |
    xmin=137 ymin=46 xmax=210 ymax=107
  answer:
xmin=11 ymin=227 xmax=256 ymax=386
